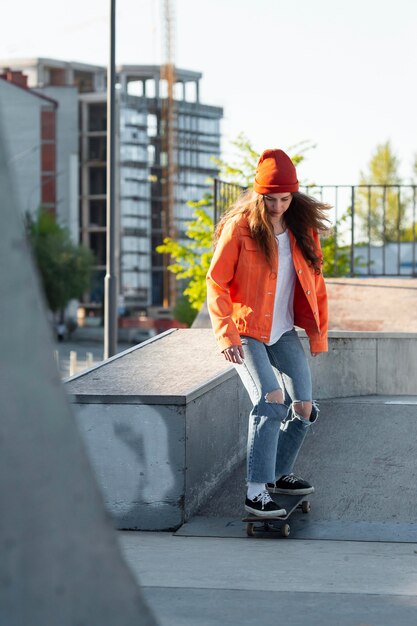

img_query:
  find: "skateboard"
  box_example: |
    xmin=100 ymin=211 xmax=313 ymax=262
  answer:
xmin=242 ymin=492 xmax=311 ymax=538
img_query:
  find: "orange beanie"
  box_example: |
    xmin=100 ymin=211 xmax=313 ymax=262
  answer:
xmin=253 ymin=148 xmax=299 ymax=194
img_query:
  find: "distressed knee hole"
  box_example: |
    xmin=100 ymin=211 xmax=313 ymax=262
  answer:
xmin=265 ymin=389 xmax=284 ymax=404
xmin=293 ymin=400 xmax=313 ymax=419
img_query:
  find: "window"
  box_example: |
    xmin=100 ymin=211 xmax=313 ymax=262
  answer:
xmin=90 ymin=199 xmax=106 ymax=227
xmin=89 ymin=167 xmax=106 ymax=195
xmin=127 ymin=80 xmax=144 ymax=97
xmin=74 ymin=70 xmax=94 ymax=93
xmin=147 ymin=114 xmax=157 ymax=137
xmin=90 ymin=232 xmax=106 ymax=266
xmin=88 ymin=103 xmax=107 ymax=131
xmin=88 ymin=136 xmax=106 ymax=162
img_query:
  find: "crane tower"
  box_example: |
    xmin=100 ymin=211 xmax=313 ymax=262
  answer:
xmin=160 ymin=0 xmax=176 ymax=307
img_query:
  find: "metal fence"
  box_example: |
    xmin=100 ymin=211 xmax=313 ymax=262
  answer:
xmin=213 ymin=179 xmax=417 ymax=277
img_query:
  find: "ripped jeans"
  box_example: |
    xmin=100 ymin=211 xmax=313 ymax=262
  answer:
xmin=236 ymin=329 xmax=318 ymax=483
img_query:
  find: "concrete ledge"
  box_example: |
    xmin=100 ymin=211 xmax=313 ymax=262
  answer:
xmin=66 ymin=329 xmax=250 ymax=530
xmin=65 ymin=328 xmax=417 ymax=530
xmin=298 ymin=330 xmax=417 ymax=397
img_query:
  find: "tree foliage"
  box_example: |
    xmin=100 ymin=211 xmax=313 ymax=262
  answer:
xmin=26 ymin=208 xmax=95 ymax=317
xmin=156 ymin=195 xmax=214 ymax=311
xmin=356 ymin=141 xmax=405 ymax=242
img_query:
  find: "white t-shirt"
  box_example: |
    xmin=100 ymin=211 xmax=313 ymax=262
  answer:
xmin=266 ymin=230 xmax=296 ymax=345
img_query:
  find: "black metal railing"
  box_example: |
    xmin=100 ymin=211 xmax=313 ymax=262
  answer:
xmin=213 ymin=178 xmax=246 ymax=224
xmin=213 ymin=179 xmax=417 ymax=277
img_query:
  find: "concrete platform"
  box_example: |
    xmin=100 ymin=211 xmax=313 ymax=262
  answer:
xmin=118 ymin=531 xmax=417 ymax=626
xmin=326 ymin=277 xmax=417 ymax=332
xmin=65 ymin=329 xmax=250 ymax=529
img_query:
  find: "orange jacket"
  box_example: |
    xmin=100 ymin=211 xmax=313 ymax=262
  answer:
xmin=206 ymin=214 xmax=328 ymax=353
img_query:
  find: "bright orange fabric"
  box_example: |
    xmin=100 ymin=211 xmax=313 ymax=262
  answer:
xmin=206 ymin=214 xmax=328 ymax=353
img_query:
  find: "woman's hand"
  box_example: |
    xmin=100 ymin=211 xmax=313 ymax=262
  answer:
xmin=222 ymin=345 xmax=245 ymax=364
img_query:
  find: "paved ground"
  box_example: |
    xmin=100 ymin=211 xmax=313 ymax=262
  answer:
xmin=54 ymin=340 xmax=131 ymax=378
xmin=326 ymin=277 xmax=417 ymax=331
xmin=118 ymin=531 xmax=417 ymax=626
xmin=114 ymin=395 xmax=417 ymax=625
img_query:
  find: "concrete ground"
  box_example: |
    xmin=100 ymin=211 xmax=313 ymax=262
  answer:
xmin=116 ymin=395 xmax=417 ymax=625
xmin=54 ymin=340 xmax=131 ymax=378
xmin=118 ymin=532 xmax=417 ymax=626
xmin=325 ymin=277 xmax=417 ymax=332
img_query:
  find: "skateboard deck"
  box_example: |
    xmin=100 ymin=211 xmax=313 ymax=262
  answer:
xmin=242 ymin=492 xmax=312 ymax=537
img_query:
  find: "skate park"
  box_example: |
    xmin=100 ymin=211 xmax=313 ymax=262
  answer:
xmin=64 ymin=322 xmax=417 ymax=625
xmin=3 ymin=81 xmax=417 ymax=625
xmin=4 ymin=134 xmax=417 ymax=622
xmin=65 ymin=326 xmax=417 ymax=541
xmin=4 ymin=188 xmax=417 ymax=625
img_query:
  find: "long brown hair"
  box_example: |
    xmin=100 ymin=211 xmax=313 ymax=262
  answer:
xmin=213 ymin=190 xmax=331 ymax=272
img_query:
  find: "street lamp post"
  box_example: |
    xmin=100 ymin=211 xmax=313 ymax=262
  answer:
xmin=104 ymin=0 xmax=117 ymax=359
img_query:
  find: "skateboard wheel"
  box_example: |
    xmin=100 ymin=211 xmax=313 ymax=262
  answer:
xmin=281 ymin=524 xmax=290 ymax=537
xmin=301 ymin=500 xmax=311 ymax=514
xmin=246 ymin=523 xmax=255 ymax=537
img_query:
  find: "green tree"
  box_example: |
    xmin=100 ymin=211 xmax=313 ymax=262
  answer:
xmin=356 ymin=141 xmax=405 ymax=242
xmin=26 ymin=208 xmax=95 ymax=321
xmin=321 ymin=210 xmax=351 ymax=276
xmin=156 ymin=195 xmax=214 ymax=312
xmin=401 ymin=154 xmax=417 ymax=241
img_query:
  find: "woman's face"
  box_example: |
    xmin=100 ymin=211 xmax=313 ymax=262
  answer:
xmin=263 ymin=192 xmax=293 ymax=219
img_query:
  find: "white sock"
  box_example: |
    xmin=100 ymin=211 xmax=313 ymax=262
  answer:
xmin=247 ymin=482 xmax=266 ymax=500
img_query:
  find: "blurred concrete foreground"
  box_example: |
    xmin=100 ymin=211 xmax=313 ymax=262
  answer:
xmin=0 ymin=120 xmax=157 ymax=625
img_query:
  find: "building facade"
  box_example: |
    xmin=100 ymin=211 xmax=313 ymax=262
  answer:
xmin=1 ymin=58 xmax=223 ymax=313
xmin=0 ymin=70 xmax=58 ymax=224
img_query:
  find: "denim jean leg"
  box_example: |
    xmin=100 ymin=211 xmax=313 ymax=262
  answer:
xmin=265 ymin=328 xmax=316 ymax=479
xmin=275 ymin=402 xmax=319 ymax=477
xmin=234 ymin=336 xmax=287 ymax=484
xmin=246 ymin=397 xmax=287 ymax=482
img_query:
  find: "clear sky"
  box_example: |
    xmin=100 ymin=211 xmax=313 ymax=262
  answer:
xmin=1 ymin=0 xmax=416 ymax=185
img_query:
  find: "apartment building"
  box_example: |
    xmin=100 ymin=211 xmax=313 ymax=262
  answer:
xmin=0 ymin=57 xmax=223 ymax=313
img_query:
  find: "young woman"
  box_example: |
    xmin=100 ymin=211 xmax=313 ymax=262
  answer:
xmin=206 ymin=148 xmax=330 ymax=518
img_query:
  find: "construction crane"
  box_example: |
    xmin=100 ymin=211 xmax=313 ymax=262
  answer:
xmin=160 ymin=0 xmax=176 ymax=308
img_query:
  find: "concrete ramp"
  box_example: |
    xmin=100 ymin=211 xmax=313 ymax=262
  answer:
xmin=181 ymin=396 xmax=417 ymax=541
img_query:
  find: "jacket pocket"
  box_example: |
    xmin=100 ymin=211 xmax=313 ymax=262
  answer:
xmin=243 ymin=237 xmax=258 ymax=251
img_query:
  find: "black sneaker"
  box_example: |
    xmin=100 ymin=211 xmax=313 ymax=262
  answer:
xmin=267 ymin=474 xmax=314 ymax=495
xmin=245 ymin=490 xmax=287 ymax=518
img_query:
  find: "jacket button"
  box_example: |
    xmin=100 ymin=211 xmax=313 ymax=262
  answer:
xmin=306 ymin=290 xmax=311 ymax=295
xmin=270 ymin=272 xmax=277 ymax=279
xmin=298 ymin=269 xmax=302 ymax=274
